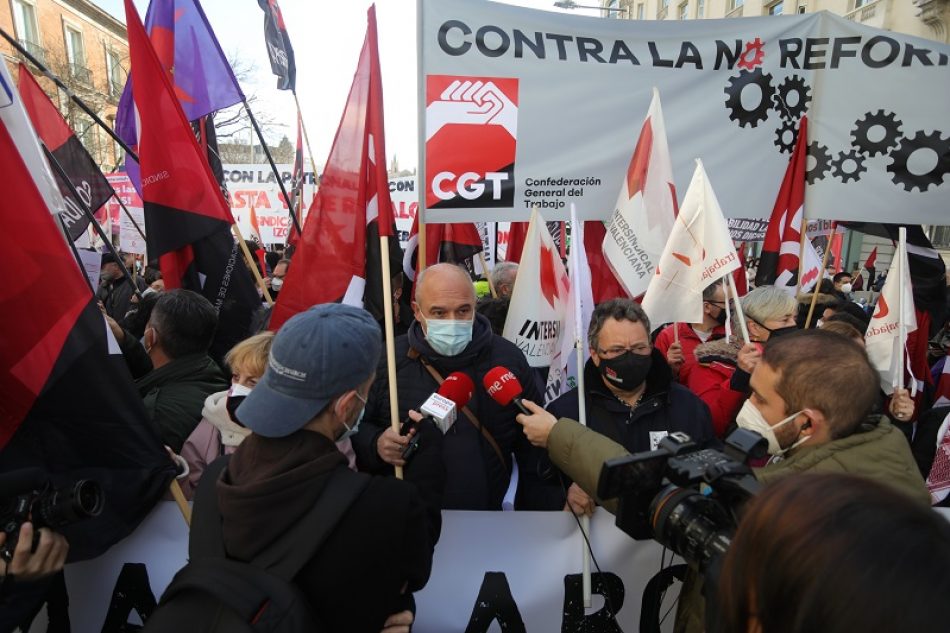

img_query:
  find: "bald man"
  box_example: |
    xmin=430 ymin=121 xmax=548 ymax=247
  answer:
xmin=352 ymin=264 xmax=560 ymax=510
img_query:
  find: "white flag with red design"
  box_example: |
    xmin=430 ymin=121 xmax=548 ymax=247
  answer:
xmin=865 ymin=238 xmax=917 ymax=395
xmin=602 ymin=88 xmax=677 ymax=298
xmin=503 ymin=208 xmax=569 ymax=368
xmin=248 ymin=205 xmax=263 ymax=244
xmin=641 ymin=160 xmax=740 ymax=328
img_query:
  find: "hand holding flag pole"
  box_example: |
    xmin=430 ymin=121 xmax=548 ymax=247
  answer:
xmin=232 ymin=223 xmax=273 ymax=305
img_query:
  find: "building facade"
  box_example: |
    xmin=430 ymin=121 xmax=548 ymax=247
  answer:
xmin=1 ymin=0 xmax=128 ymax=170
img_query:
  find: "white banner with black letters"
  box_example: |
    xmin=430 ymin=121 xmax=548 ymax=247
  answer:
xmin=420 ymin=0 xmax=950 ymax=224
xmin=42 ymin=504 xmax=672 ymax=632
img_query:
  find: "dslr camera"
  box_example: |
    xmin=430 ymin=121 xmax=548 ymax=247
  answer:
xmin=0 ymin=468 xmax=103 ymax=560
xmin=596 ymin=429 xmax=766 ymax=573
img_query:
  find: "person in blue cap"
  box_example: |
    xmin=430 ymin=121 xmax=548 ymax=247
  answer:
xmin=212 ymin=303 xmax=444 ymax=633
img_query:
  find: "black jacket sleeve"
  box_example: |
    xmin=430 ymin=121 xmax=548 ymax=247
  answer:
xmin=118 ymin=327 xmax=153 ymax=379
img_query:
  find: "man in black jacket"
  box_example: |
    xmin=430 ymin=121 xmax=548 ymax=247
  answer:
xmin=96 ymin=252 xmax=146 ymax=325
xmin=546 ymin=298 xmax=714 ymax=515
xmin=217 ymin=303 xmax=444 ymax=632
xmin=353 ymin=263 xmax=558 ymax=510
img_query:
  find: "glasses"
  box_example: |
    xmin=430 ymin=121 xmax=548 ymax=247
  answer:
xmin=597 ymin=344 xmax=651 ymax=359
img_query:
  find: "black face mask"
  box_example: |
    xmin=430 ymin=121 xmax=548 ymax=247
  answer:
xmin=598 ymin=351 xmax=652 ymax=391
xmin=765 ymin=325 xmax=798 ymax=340
xmin=226 ymin=395 xmax=248 ymax=426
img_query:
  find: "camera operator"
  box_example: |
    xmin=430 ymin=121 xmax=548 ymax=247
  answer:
xmin=516 ymin=329 xmax=931 ymax=632
xmin=0 ymin=523 xmax=69 ymax=630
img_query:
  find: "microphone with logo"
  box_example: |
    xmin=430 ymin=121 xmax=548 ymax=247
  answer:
xmin=483 ymin=366 xmax=531 ymax=415
xmin=401 ymin=372 xmax=475 ymax=463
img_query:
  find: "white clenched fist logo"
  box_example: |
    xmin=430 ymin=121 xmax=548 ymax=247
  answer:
xmin=426 ymin=79 xmax=517 ymax=141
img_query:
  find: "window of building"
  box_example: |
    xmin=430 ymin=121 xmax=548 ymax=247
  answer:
xmin=105 ymin=47 xmax=125 ymax=99
xmin=64 ymin=24 xmax=91 ymax=84
xmin=73 ymin=112 xmax=102 ymax=165
xmin=730 ymin=0 xmax=745 ymax=9
xmin=768 ymin=1 xmax=784 ymax=15
xmin=679 ymin=2 xmax=689 ymax=19
xmin=931 ymin=226 xmax=950 ymax=249
xmin=696 ymin=0 xmax=705 ymax=17
xmin=11 ymin=0 xmax=43 ymax=61
xmin=636 ymin=3 xmax=645 ymax=19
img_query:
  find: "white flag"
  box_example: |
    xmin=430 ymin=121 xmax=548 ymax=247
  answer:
xmin=602 ymin=88 xmax=676 ymax=298
xmin=641 ymin=160 xmax=740 ymax=328
xmin=865 ymin=236 xmax=917 ymax=395
xmin=0 ymin=61 xmax=65 ymax=216
xmin=545 ymin=206 xmax=595 ymax=403
xmin=503 ymin=209 xmax=569 ymax=368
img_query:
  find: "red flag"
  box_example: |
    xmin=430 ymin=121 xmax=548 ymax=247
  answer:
xmin=287 ymin=112 xmax=305 ymax=248
xmin=733 ymin=242 xmax=749 ymax=297
xmin=755 ymin=116 xmax=817 ymax=291
xmin=505 ymin=222 xmax=528 ymax=263
xmin=864 ymin=247 xmax=878 ymax=271
xmin=271 ymin=5 xmax=400 ymax=329
xmin=401 ymin=214 xmax=483 ymax=298
xmin=0 ymin=84 xmax=174 ymax=559
xmin=578 ymin=221 xmax=629 ymax=304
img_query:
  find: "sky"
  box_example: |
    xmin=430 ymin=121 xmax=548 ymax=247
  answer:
xmin=93 ymin=0 xmax=612 ymax=171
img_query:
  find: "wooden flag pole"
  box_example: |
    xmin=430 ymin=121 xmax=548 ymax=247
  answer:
xmin=379 ymin=234 xmax=404 ymax=480
xmin=479 ymin=252 xmax=498 ymax=298
xmin=232 ymin=222 xmax=273 ymax=305
xmin=804 ymin=223 xmax=836 ymax=329
xmin=896 ymin=227 xmax=907 ymax=392
xmin=293 ymin=92 xmax=319 ymax=189
xmin=727 ymin=274 xmax=751 ymax=345
xmin=168 ymin=479 xmax=192 ymax=526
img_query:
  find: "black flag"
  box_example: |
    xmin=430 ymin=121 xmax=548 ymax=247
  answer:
xmin=258 ymin=0 xmax=296 ymax=91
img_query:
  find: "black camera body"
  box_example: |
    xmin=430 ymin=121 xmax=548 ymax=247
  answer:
xmin=597 ymin=429 xmax=766 ymax=572
xmin=0 ymin=468 xmax=104 ymax=561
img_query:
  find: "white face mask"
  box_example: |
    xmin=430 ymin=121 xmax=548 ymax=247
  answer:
xmin=840 ymin=282 xmax=852 ymax=293
xmin=271 ymin=277 xmax=284 ymax=291
xmin=735 ymin=400 xmax=809 ymax=456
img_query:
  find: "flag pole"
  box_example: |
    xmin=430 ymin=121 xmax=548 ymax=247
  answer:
xmin=107 ymin=191 xmax=147 ymax=241
xmin=415 ymin=0 xmax=427 ymax=271
xmin=479 ymin=252 xmax=498 ymax=298
xmin=44 ymin=146 xmax=144 ymax=302
xmin=804 ymin=223 xmax=836 ymax=329
xmin=232 ymin=223 xmax=273 ymax=305
xmin=896 ymin=227 xmax=907 ymax=392
xmin=58 ymin=215 xmax=97 ymax=295
xmin=292 ymin=92 xmax=319 ymax=191
xmin=569 ymin=207 xmax=592 ymax=608
xmin=727 ymin=274 xmax=751 ymax=344
xmin=241 ymin=100 xmax=303 ymax=236
xmin=168 ymin=479 xmax=192 ymax=526
xmin=379 ymin=234 xmax=404 ymax=480
xmin=2 ymin=29 xmax=139 ymax=162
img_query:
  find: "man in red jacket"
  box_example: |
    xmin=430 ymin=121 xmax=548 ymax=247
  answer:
xmin=653 ymin=280 xmax=727 ymax=383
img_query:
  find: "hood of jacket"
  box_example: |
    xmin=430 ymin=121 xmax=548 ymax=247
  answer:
xmin=693 ymin=338 xmax=742 ymax=366
xmin=202 ymin=390 xmax=251 ymax=448
xmin=217 ymin=430 xmax=347 ymax=561
xmin=407 ymin=313 xmax=494 ymax=373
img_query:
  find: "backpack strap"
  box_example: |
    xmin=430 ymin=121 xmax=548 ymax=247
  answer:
xmin=252 ymin=467 xmax=370 ymax=580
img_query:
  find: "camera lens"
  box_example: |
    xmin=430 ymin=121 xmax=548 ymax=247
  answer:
xmin=35 ymin=480 xmax=104 ymax=528
xmin=649 ymin=484 xmax=733 ymax=571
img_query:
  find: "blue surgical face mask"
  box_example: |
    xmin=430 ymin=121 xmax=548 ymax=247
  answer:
xmin=424 ymin=317 xmax=474 ymax=357
xmin=339 ymin=391 xmax=367 ymax=441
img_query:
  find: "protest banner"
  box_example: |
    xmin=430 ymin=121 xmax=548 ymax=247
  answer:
xmin=222 ymin=163 xmax=317 ymax=244
xmin=418 ymin=0 xmax=950 ymax=225
xmin=105 ymin=174 xmax=146 ymax=255
xmin=45 ymin=504 xmax=672 ymax=632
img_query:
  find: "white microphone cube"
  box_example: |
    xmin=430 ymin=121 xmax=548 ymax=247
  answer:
xmin=420 ymin=393 xmax=457 ymax=434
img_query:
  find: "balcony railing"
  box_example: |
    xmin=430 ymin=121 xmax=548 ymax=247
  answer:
xmin=17 ymin=38 xmax=47 ymax=64
xmin=68 ymin=63 xmax=93 ymax=86
xmin=726 ymin=5 xmax=744 ymax=17
xmin=657 ymin=7 xmax=668 ymax=19
xmin=845 ymin=0 xmax=882 ymax=22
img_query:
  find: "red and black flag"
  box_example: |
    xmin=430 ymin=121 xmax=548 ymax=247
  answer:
xmin=17 ymin=63 xmax=112 ymax=241
xmin=124 ymin=0 xmax=259 ymax=358
xmin=257 ymin=0 xmax=296 ymax=92
xmin=0 ymin=77 xmax=174 ymax=562
xmin=271 ymin=6 xmax=401 ymax=329
xmin=287 ymin=112 xmax=305 ymax=248
xmin=505 ymin=221 xmax=528 ymax=263
xmin=401 ymin=213 xmax=484 ymax=298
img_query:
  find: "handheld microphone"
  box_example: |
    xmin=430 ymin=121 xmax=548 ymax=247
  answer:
xmin=483 ymin=366 xmax=530 ymax=415
xmin=402 ymin=372 xmax=475 ymax=462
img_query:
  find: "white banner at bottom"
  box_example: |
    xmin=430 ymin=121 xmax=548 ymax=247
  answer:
xmin=35 ymin=503 xmax=674 ymax=632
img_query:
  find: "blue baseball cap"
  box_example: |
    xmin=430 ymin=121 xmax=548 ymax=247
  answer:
xmin=236 ymin=304 xmax=381 ymax=437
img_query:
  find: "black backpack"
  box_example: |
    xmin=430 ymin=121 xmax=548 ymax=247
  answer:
xmin=143 ymin=457 xmax=369 ymax=632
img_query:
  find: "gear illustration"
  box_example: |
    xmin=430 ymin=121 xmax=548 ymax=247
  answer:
xmin=773 ymin=75 xmax=811 ymax=122
xmin=737 ymin=37 xmax=765 ymax=71
xmin=773 ymin=119 xmax=799 ymax=154
xmin=724 ymin=69 xmax=775 ymax=129
xmin=886 ymin=130 xmax=950 ymax=193
xmin=831 ymin=149 xmax=867 ymax=184
xmin=806 ymin=141 xmax=832 ymax=185
xmin=851 ymin=110 xmax=903 ymax=157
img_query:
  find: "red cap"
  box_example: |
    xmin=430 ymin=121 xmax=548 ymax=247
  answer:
xmin=482 ymin=367 xmax=523 ymax=406
xmin=439 ymin=372 xmax=474 ymax=409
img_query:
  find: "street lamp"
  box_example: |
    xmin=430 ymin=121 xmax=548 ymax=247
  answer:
xmin=553 ymin=1 xmax=630 ymax=17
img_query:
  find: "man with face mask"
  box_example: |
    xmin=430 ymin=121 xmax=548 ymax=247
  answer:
xmin=352 ymin=263 xmax=553 ymax=511
xmin=545 ymin=298 xmax=714 ymax=516
xmin=654 ymin=280 xmax=728 ymax=382
xmin=96 ymin=251 xmax=147 ymax=325
xmin=208 ymin=304 xmax=443 ymax=633
xmin=832 ymin=271 xmax=854 ymax=300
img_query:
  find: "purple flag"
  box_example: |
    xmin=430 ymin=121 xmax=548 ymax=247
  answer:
xmin=115 ymin=0 xmax=244 ymax=192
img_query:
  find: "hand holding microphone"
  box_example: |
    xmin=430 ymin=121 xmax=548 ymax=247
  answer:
xmin=483 ymin=366 xmax=559 ymax=448
xmin=400 ymin=372 xmax=475 ymax=464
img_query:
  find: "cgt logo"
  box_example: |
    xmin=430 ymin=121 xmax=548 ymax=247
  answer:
xmin=426 ymin=75 xmax=518 ymax=209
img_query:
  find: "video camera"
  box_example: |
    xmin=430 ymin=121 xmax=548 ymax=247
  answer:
xmin=597 ymin=429 xmax=766 ymax=573
xmin=0 ymin=468 xmax=103 ymax=560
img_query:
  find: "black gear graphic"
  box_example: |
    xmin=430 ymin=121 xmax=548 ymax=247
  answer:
xmin=773 ymin=120 xmax=799 ymax=154
xmin=806 ymin=142 xmax=832 ymax=185
xmin=831 ymin=150 xmax=867 ymax=184
xmin=724 ymin=69 xmax=775 ymax=129
xmin=773 ymin=75 xmax=811 ymax=122
xmin=851 ymin=110 xmax=903 ymax=157
xmin=886 ymin=130 xmax=950 ymax=193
